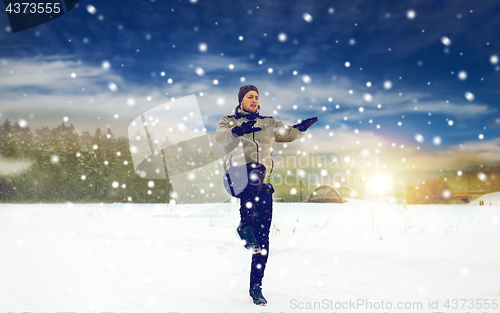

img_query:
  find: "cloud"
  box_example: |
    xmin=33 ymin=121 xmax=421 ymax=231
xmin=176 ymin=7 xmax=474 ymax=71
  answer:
xmin=0 ymin=57 xmax=124 ymax=92
xmin=169 ymin=54 xmax=254 ymax=75
xmin=0 ymin=54 xmax=497 ymax=150
xmin=400 ymin=138 xmax=500 ymax=172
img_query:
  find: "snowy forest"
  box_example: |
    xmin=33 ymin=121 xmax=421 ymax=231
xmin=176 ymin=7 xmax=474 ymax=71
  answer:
xmin=0 ymin=119 xmax=172 ymax=203
xmin=1 ymin=118 xmax=499 ymax=204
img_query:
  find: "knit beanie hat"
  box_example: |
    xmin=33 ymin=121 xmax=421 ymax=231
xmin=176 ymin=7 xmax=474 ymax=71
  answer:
xmin=238 ymin=85 xmax=259 ymax=105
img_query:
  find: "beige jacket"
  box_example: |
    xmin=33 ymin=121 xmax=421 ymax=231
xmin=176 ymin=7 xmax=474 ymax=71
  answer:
xmin=215 ymin=106 xmax=304 ymax=184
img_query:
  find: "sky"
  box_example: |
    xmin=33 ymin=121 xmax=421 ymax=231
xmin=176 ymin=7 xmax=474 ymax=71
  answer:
xmin=1 ymin=0 xmax=500 ymax=179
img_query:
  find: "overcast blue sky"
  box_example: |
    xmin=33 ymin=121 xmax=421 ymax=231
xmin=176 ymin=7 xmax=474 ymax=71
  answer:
xmin=1 ymin=0 xmax=500 ymax=173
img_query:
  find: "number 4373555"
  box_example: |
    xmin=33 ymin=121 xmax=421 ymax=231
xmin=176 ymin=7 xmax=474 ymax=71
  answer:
xmin=6 ymin=2 xmax=61 ymax=14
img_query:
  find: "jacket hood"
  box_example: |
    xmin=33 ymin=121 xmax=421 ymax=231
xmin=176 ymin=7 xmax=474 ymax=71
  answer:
xmin=235 ymin=104 xmax=260 ymax=120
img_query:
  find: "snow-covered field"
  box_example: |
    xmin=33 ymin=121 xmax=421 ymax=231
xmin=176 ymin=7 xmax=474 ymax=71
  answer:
xmin=1 ymin=199 xmax=499 ymax=313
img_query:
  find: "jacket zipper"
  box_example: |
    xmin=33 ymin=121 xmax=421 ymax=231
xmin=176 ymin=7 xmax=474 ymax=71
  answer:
xmin=252 ymin=124 xmax=259 ymax=163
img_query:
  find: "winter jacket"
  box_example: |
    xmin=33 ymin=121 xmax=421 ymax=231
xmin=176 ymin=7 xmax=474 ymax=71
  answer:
xmin=215 ymin=105 xmax=304 ymax=184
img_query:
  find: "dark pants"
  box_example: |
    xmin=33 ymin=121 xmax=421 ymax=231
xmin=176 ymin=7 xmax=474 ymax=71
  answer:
xmin=239 ymin=183 xmax=274 ymax=287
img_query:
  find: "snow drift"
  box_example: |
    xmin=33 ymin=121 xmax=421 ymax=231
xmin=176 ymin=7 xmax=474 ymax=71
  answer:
xmin=1 ymin=199 xmax=499 ymax=313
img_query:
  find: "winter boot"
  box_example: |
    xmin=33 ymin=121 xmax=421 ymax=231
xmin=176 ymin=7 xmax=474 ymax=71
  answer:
xmin=236 ymin=225 xmax=261 ymax=254
xmin=249 ymin=283 xmax=267 ymax=306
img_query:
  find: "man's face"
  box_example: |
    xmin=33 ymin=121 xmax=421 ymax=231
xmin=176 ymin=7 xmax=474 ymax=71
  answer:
xmin=240 ymin=90 xmax=259 ymax=113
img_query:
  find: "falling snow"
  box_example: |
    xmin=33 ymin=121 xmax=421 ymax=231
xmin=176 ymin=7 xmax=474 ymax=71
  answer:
xmin=441 ymin=36 xmax=452 ymax=46
xmin=303 ymin=13 xmax=313 ymax=23
xmin=464 ymin=91 xmax=475 ymax=101
xmin=198 ymin=43 xmax=208 ymax=52
xmin=195 ymin=67 xmax=205 ymax=76
xmin=86 ymin=5 xmax=96 ymax=14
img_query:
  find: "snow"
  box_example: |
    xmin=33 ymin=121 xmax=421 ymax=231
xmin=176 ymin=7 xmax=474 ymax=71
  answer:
xmin=278 ymin=33 xmax=287 ymax=42
xmin=108 ymin=82 xmax=118 ymax=92
xmin=17 ymin=118 xmax=28 ymax=128
xmin=458 ymin=70 xmax=467 ymax=80
xmin=470 ymin=191 xmax=500 ymax=206
xmin=490 ymin=55 xmax=499 ymax=65
xmin=414 ymin=133 xmax=424 ymax=143
xmin=1 ymin=201 xmax=499 ymax=312
xmin=86 ymin=5 xmax=96 ymax=15
xmin=303 ymin=13 xmax=313 ymax=23
xmin=102 ymin=61 xmax=110 ymax=70
xmin=465 ymin=91 xmax=475 ymax=101
xmin=198 ymin=43 xmax=208 ymax=52
xmin=441 ymin=36 xmax=452 ymax=46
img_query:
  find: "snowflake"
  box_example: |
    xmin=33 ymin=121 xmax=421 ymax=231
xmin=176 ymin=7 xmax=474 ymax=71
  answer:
xmin=441 ymin=36 xmax=451 ymax=46
xmin=464 ymin=91 xmax=474 ymax=101
xmin=414 ymin=134 xmax=424 ymax=143
xmin=108 ymin=82 xmax=118 ymax=92
xmin=17 ymin=119 xmax=28 ymax=128
xmin=101 ymin=61 xmax=111 ymax=70
xmin=301 ymin=74 xmax=311 ymax=84
xmin=458 ymin=71 xmax=467 ymax=80
xmin=86 ymin=5 xmax=96 ymax=14
xmin=198 ymin=43 xmax=207 ymax=52
xmin=303 ymin=13 xmax=313 ymax=23
xmin=477 ymin=172 xmax=487 ymax=181
xmin=195 ymin=67 xmax=205 ymax=76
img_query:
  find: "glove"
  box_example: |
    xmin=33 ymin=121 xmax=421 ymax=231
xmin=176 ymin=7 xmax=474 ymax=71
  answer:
xmin=232 ymin=120 xmax=262 ymax=137
xmin=293 ymin=117 xmax=318 ymax=131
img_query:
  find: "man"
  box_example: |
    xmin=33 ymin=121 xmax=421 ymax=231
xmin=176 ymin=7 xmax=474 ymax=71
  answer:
xmin=215 ymin=85 xmax=317 ymax=306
